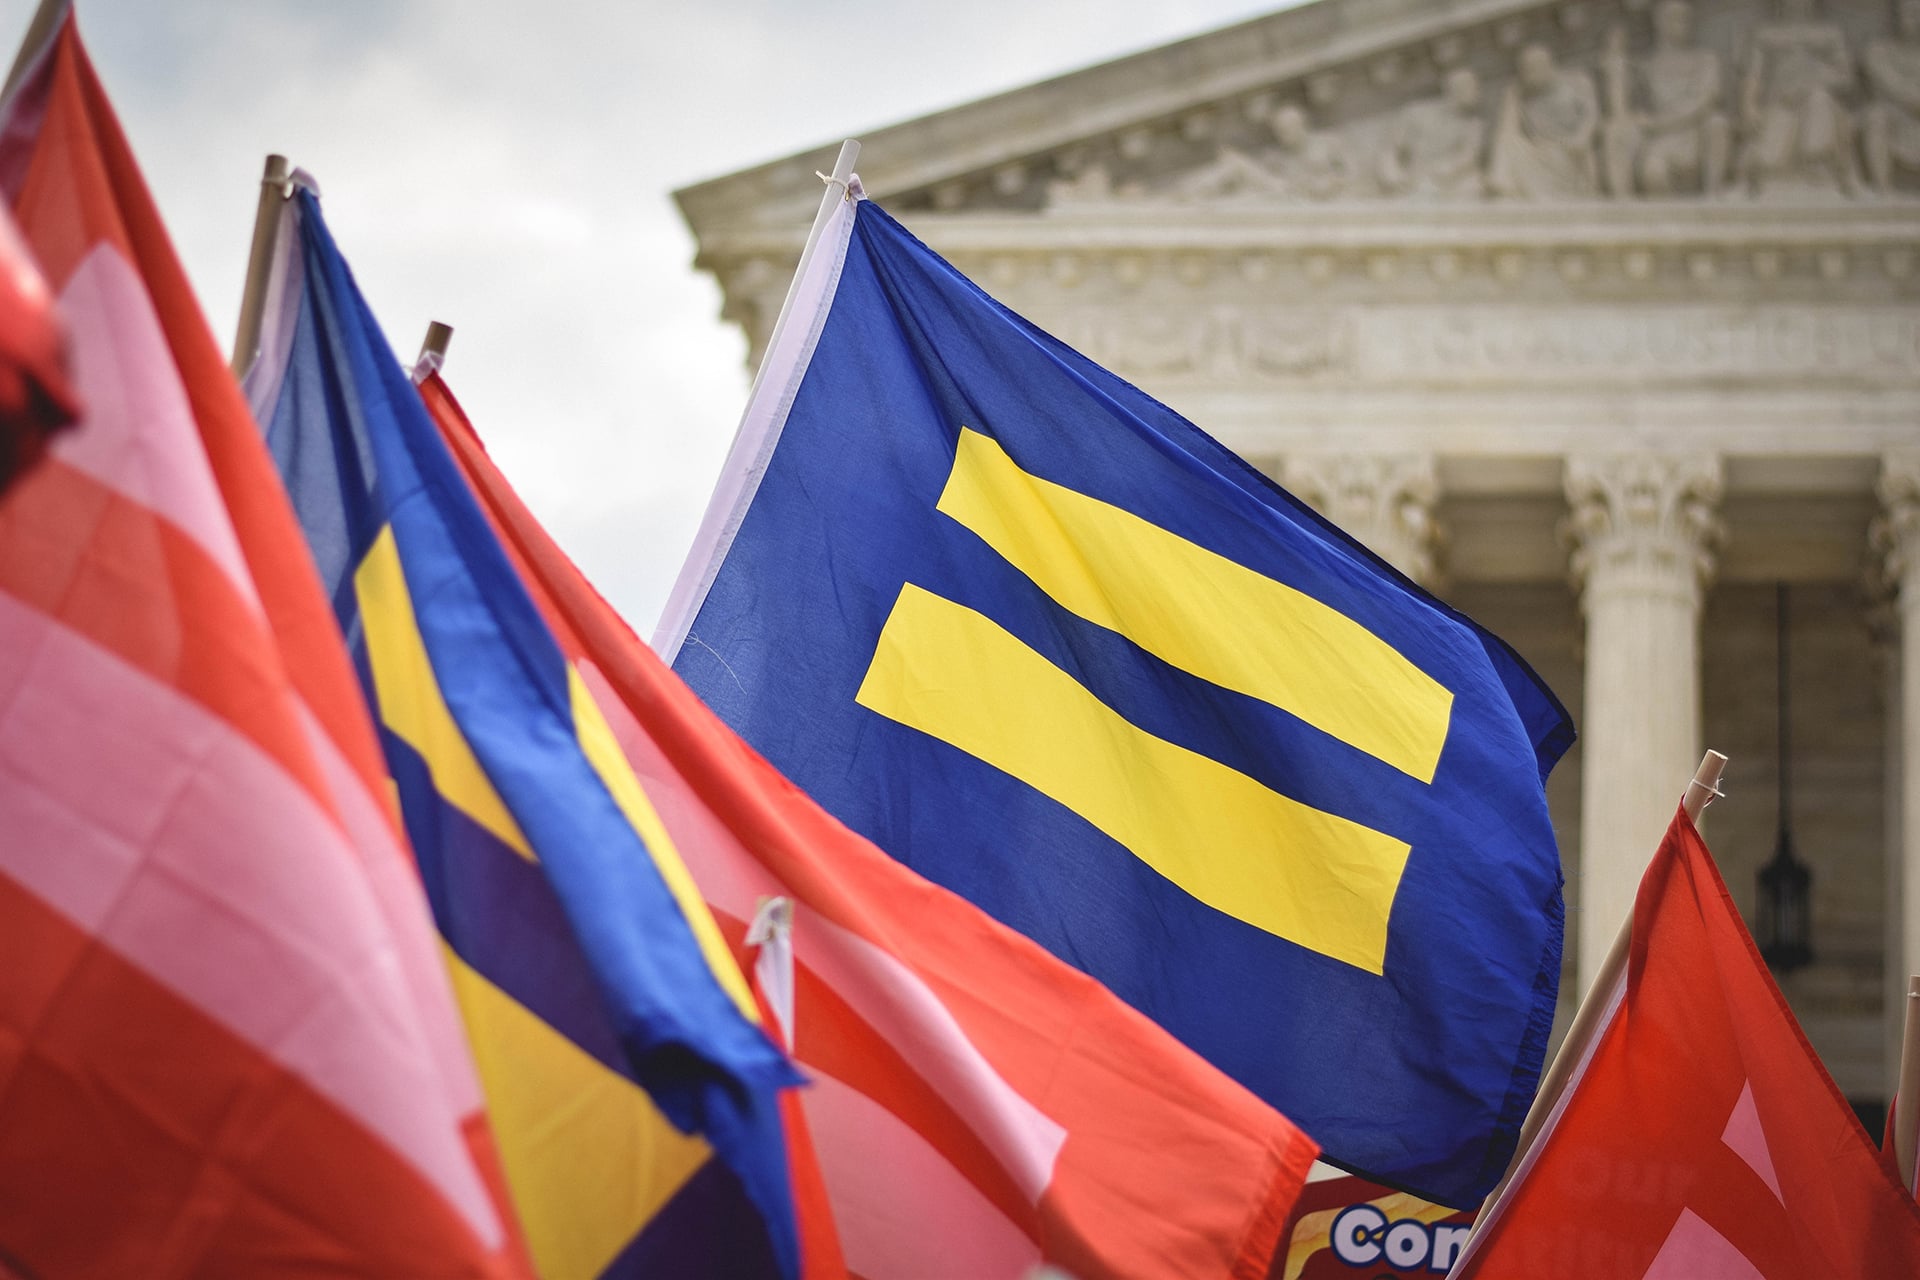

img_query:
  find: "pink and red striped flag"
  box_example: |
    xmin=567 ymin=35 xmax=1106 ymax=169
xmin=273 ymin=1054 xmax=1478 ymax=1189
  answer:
xmin=0 ymin=9 xmax=529 ymax=1275
xmin=418 ymin=369 xmax=1319 ymax=1280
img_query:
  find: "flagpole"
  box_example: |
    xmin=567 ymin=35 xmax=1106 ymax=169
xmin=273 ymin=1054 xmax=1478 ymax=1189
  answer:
xmin=412 ymin=320 xmax=453 ymax=383
xmin=1 ymin=0 xmax=65 ymax=101
xmin=742 ymin=139 xmax=858 ymax=405
xmin=1476 ymin=749 xmax=1727 ymax=1218
xmin=230 ymin=153 xmax=292 ymax=379
xmin=1899 ymin=974 xmax=1920 ymax=1192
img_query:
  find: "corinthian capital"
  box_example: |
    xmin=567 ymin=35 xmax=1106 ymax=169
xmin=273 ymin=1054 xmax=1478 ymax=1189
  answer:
xmin=1281 ymin=452 xmax=1441 ymax=585
xmin=1563 ymin=453 xmax=1723 ymax=608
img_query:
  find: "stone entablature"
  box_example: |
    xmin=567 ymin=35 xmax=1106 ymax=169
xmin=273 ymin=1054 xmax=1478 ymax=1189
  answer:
xmin=1043 ymin=303 xmax=1920 ymax=386
xmin=706 ymin=200 xmax=1920 ymax=388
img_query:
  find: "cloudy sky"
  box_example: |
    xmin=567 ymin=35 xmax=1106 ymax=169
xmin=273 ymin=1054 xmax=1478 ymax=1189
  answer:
xmin=41 ymin=0 xmax=1298 ymax=636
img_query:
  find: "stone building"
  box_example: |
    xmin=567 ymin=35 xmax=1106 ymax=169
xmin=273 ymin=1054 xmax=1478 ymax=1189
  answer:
xmin=676 ymin=0 xmax=1920 ymax=1111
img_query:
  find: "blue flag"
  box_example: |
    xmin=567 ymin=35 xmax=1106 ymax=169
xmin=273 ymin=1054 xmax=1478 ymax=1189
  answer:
xmin=662 ymin=195 xmax=1573 ymax=1208
xmin=249 ymin=186 xmax=806 ymax=1278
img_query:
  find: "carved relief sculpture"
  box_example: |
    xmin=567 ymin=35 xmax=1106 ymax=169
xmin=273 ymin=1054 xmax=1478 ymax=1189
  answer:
xmin=1865 ymin=0 xmax=1920 ymax=191
xmin=1488 ymin=44 xmax=1603 ymax=198
xmin=1602 ymin=1 xmax=1732 ymax=195
xmin=1032 ymin=0 xmax=1920 ymax=211
xmin=1267 ymin=103 xmax=1352 ymax=199
xmin=1178 ymin=103 xmax=1351 ymax=201
xmin=1737 ymin=0 xmax=1858 ymax=194
xmin=1106 ymin=311 xmax=1204 ymax=376
xmin=1378 ymin=67 xmax=1488 ymax=198
xmin=1176 ymin=142 xmax=1291 ymax=200
xmin=1243 ymin=310 xmax=1354 ymax=377
xmin=1047 ymin=161 xmax=1114 ymax=205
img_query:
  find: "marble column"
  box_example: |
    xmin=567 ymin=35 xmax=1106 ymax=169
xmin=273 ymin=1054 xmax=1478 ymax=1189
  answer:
xmin=1281 ymin=452 xmax=1441 ymax=586
xmin=1876 ymin=452 xmax=1920 ymax=1090
xmin=1563 ymin=454 xmax=1723 ymax=992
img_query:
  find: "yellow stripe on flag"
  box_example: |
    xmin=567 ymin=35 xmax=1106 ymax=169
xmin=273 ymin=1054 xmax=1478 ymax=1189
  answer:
xmin=857 ymin=584 xmax=1410 ymax=974
xmin=445 ymin=946 xmax=709 ymax=1280
xmin=937 ymin=428 xmax=1453 ymax=782
xmin=569 ymin=667 xmax=761 ymax=1023
xmin=356 ymin=527 xmax=534 ymax=860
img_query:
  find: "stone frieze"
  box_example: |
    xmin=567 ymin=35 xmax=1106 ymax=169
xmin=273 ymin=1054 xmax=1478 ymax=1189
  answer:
xmin=1009 ymin=0 xmax=1920 ymax=209
xmin=1042 ymin=301 xmax=1920 ymax=385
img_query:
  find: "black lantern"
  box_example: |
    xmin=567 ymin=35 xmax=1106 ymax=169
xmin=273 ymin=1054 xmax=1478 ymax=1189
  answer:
xmin=1755 ymin=583 xmax=1812 ymax=974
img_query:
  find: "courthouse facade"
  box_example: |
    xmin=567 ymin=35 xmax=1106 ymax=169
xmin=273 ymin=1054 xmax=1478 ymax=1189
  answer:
xmin=677 ymin=0 xmax=1920 ymax=1107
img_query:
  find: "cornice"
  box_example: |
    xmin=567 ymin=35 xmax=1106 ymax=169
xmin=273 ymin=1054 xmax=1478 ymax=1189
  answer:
xmin=695 ymin=196 xmax=1920 ymax=262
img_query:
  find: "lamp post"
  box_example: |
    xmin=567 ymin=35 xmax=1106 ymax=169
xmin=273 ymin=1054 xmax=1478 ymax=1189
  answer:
xmin=1756 ymin=583 xmax=1813 ymax=974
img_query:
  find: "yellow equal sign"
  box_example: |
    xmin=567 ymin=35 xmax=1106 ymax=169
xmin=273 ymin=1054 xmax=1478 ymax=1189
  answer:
xmin=937 ymin=428 xmax=1452 ymax=783
xmin=858 ymin=585 xmax=1411 ymax=975
xmin=854 ymin=430 xmax=1455 ymax=975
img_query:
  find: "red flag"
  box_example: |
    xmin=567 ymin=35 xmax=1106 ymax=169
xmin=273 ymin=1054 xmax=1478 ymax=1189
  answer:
xmin=418 ymin=370 xmax=1318 ymax=1280
xmin=1454 ymin=809 xmax=1920 ymax=1278
xmin=0 ymin=195 xmax=77 ymax=490
xmin=0 ymin=10 xmax=527 ymax=1275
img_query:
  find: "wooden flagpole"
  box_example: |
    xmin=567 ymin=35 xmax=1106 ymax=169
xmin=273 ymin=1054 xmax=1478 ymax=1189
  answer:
xmin=412 ymin=320 xmax=453 ymax=383
xmin=742 ymin=139 xmax=858 ymax=406
xmin=1899 ymin=974 xmax=1920 ymax=1192
xmin=1 ymin=0 xmax=66 ymax=102
xmin=230 ymin=154 xmax=292 ymax=379
xmin=1476 ymin=749 xmax=1728 ymax=1218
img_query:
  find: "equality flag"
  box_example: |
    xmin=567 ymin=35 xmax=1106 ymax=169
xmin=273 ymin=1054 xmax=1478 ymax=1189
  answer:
xmin=1452 ymin=810 xmax=1920 ymax=1277
xmin=417 ymin=367 xmax=1320 ymax=1279
xmin=244 ymin=180 xmax=809 ymax=1280
xmin=0 ymin=9 xmax=526 ymax=1276
xmin=660 ymin=187 xmax=1573 ymax=1207
xmin=0 ymin=197 xmax=77 ymax=490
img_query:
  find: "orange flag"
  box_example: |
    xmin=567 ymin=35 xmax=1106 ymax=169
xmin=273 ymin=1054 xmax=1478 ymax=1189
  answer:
xmin=417 ymin=369 xmax=1316 ymax=1280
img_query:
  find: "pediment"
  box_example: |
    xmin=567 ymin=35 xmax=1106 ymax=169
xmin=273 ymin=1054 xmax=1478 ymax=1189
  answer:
xmin=677 ymin=0 xmax=1554 ymax=230
xmin=678 ymin=0 xmax=1920 ymax=236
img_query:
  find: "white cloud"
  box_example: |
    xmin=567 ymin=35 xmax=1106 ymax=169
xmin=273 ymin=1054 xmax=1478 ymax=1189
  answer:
xmin=43 ymin=0 xmax=1294 ymax=633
